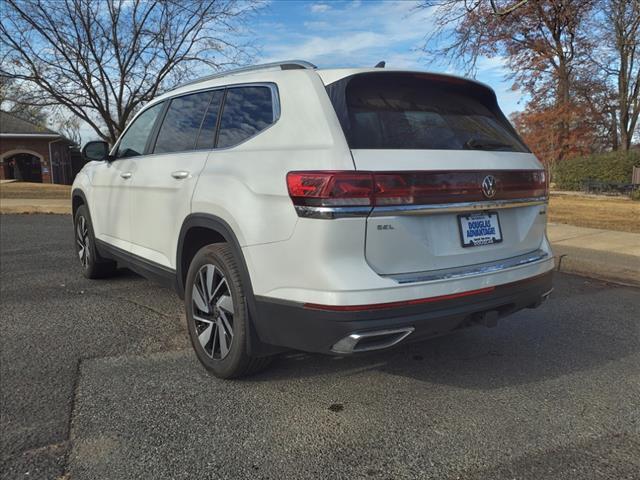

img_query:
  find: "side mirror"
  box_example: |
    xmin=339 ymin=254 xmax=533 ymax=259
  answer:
xmin=82 ymin=141 xmax=111 ymax=162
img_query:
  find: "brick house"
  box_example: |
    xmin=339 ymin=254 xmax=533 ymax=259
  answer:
xmin=0 ymin=111 xmax=83 ymax=184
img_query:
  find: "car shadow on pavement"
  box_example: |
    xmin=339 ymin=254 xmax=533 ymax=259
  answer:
xmin=246 ymin=281 xmax=639 ymax=391
xmin=93 ymin=266 xmax=639 ymax=392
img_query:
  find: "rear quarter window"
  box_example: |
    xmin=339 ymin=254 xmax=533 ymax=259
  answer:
xmin=217 ymin=86 xmax=276 ymax=149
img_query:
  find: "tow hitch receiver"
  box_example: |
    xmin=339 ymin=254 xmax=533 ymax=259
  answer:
xmin=472 ymin=309 xmax=500 ymax=328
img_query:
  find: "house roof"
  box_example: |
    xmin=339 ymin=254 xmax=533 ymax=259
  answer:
xmin=0 ymin=111 xmax=60 ymax=136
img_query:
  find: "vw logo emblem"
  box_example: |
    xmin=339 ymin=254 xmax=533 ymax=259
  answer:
xmin=481 ymin=175 xmax=497 ymax=198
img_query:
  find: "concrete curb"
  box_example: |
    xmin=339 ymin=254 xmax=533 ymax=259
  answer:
xmin=548 ymin=223 xmax=640 ymax=287
xmin=553 ymin=247 xmax=640 ymax=287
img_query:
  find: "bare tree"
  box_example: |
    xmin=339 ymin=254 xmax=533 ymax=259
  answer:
xmin=417 ymin=0 xmax=597 ymax=162
xmin=607 ymin=0 xmax=640 ymax=150
xmin=418 ymin=0 xmax=594 ymax=92
xmin=0 ymin=75 xmax=48 ymax=126
xmin=2 ymin=74 xmax=84 ymax=144
xmin=419 ymin=0 xmax=529 ymax=20
xmin=55 ymin=115 xmax=82 ymax=146
xmin=0 ymin=0 xmax=261 ymax=144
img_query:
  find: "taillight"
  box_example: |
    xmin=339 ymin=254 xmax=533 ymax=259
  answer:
xmin=374 ymin=172 xmax=479 ymax=205
xmin=286 ymin=171 xmax=374 ymax=206
xmin=286 ymin=170 xmax=547 ymax=208
xmin=498 ymin=170 xmax=547 ymax=199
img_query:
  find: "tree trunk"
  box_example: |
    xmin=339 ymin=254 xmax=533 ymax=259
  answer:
xmin=610 ymin=108 xmax=619 ymax=151
xmin=556 ymin=60 xmax=572 ymax=162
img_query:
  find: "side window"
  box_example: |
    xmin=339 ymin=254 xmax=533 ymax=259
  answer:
xmin=195 ymin=90 xmax=225 ymax=150
xmin=116 ymin=103 xmax=164 ymax=158
xmin=217 ymin=86 xmax=275 ymax=149
xmin=154 ymin=91 xmax=213 ymax=154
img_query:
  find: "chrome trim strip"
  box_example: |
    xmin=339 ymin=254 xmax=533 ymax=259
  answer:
xmin=385 ymin=249 xmax=549 ymax=284
xmin=294 ymin=205 xmax=373 ymax=219
xmin=294 ymin=197 xmax=547 ymax=219
xmin=371 ymin=197 xmax=548 ymax=217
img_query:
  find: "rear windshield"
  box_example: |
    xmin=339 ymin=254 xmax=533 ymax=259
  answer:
xmin=327 ymin=73 xmax=528 ymax=152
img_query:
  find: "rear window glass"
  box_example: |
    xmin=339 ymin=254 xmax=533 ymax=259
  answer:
xmin=154 ymin=91 xmax=213 ymax=154
xmin=217 ymin=86 xmax=274 ymax=149
xmin=336 ymin=73 xmax=527 ymax=152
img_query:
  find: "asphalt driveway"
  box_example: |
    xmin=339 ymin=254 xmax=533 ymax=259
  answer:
xmin=1 ymin=215 xmax=639 ymax=479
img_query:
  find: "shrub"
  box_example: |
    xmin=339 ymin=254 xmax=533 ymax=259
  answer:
xmin=552 ymin=151 xmax=640 ymax=191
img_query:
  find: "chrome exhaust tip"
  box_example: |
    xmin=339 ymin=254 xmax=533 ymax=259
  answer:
xmin=331 ymin=327 xmax=415 ymax=354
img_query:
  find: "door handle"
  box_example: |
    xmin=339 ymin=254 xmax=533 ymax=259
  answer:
xmin=120 ymin=172 xmax=132 ymax=179
xmin=171 ymin=170 xmax=190 ymax=179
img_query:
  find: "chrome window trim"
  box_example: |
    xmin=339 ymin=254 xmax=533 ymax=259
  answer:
xmin=384 ymin=249 xmax=550 ymax=284
xmin=294 ymin=197 xmax=547 ymax=219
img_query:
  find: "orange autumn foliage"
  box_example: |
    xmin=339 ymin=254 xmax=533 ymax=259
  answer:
xmin=512 ymin=102 xmax=600 ymax=168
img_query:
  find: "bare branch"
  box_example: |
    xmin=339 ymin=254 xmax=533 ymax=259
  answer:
xmin=0 ymin=0 xmax=263 ymax=143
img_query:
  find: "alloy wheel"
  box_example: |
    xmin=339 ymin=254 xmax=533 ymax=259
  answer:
xmin=76 ymin=215 xmax=90 ymax=268
xmin=191 ymin=264 xmax=235 ymax=360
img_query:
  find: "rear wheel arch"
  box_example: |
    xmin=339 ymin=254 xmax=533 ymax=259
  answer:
xmin=177 ymin=214 xmax=273 ymax=357
xmin=176 ymin=215 xmax=242 ymax=298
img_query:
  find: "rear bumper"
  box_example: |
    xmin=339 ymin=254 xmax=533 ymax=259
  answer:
xmin=253 ymin=271 xmax=553 ymax=354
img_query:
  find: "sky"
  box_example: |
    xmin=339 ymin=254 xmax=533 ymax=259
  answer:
xmin=80 ymin=0 xmax=526 ymax=142
xmin=251 ymin=0 xmax=524 ymax=114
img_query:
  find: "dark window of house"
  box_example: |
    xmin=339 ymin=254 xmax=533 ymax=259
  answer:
xmin=116 ymin=102 xmax=164 ymax=158
xmin=217 ymin=86 xmax=275 ymax=149
xmin=340 ymin=73 xmax=527 ymax=152
xmin=154 ymin=91 xmax=213 ymax=154
xmin=195 ymin=90 xmax=225 ymax=150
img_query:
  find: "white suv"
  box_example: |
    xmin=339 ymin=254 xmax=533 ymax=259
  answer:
xmin=73 ymin=60 xmax=554 ymax=378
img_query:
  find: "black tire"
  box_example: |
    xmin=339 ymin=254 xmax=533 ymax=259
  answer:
xmin=185 ymin=243 xmax=271 ymax=379
xmin=74 ymin=205 xmax=117 ymax=279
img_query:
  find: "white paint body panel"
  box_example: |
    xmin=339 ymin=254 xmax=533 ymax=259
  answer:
xmin=73 ymin=66 xmax=554 ymax=306
xmin=351 ymin=150 xmax=547 ymax=275
xmin=191 ymin=71 xmax=354 ymax=248
xmin=128 ymin=151 xmax=209 ymax=268
xmin=84 ymin=159 xmax=135 ymax=252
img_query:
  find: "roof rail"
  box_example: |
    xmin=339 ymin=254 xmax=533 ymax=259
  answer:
xmin=176 ymin=60 xmax=317 ymax=89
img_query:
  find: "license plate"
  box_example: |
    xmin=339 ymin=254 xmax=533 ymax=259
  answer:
xmin=458 ymin=212 xmax=503 ymax=247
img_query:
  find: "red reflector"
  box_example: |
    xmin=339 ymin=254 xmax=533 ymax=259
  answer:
xmin=303 ymin=286 xmax=495 ymax=311
xmin=287 ymin=170 xmax=547 ymax=208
